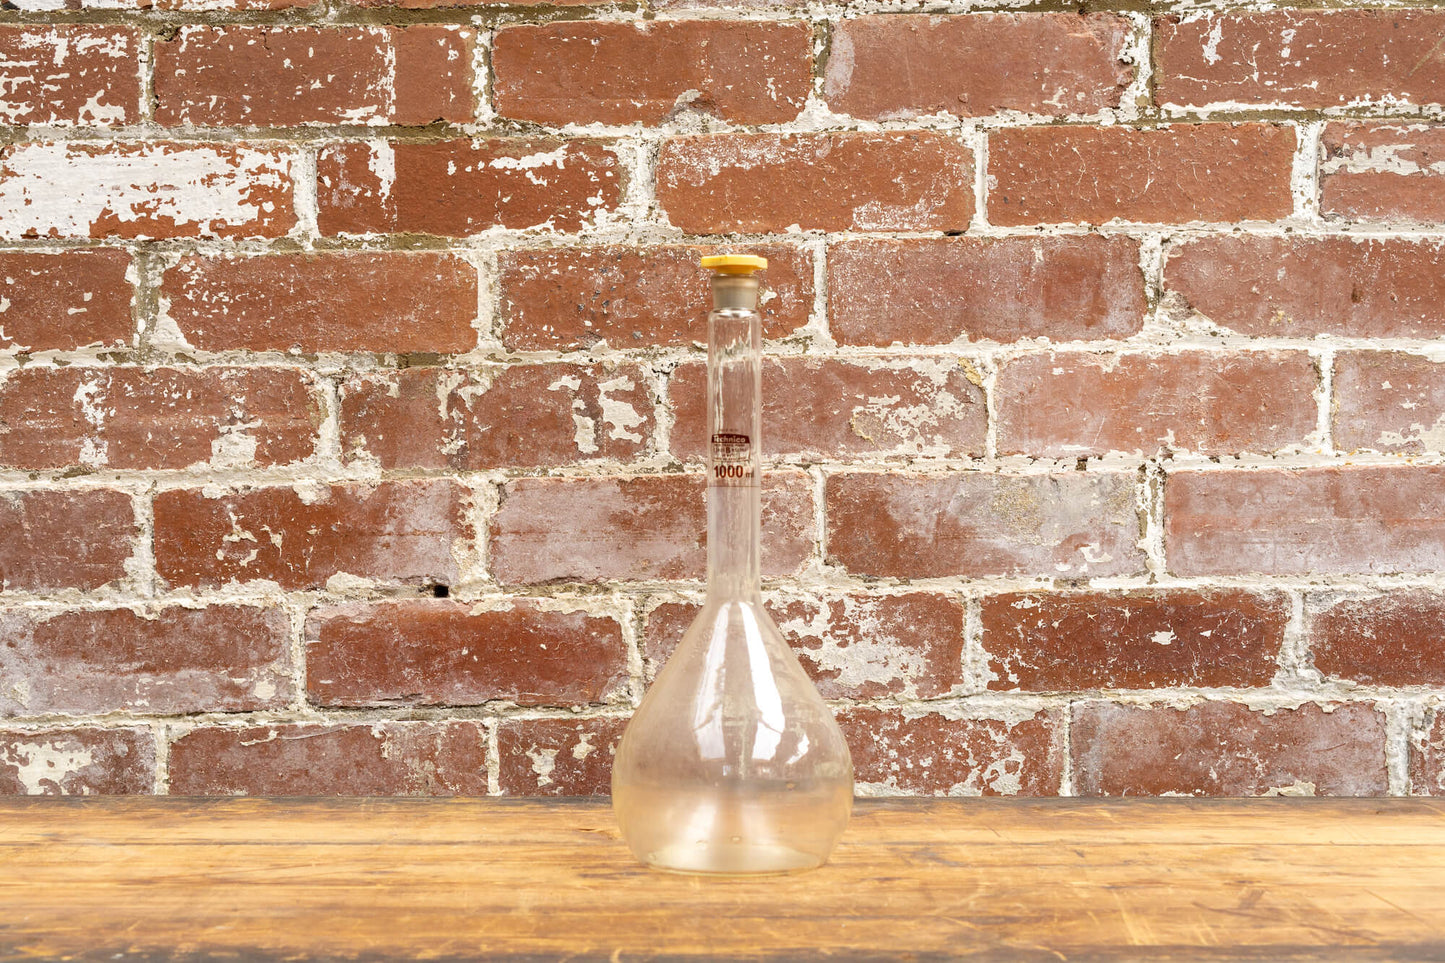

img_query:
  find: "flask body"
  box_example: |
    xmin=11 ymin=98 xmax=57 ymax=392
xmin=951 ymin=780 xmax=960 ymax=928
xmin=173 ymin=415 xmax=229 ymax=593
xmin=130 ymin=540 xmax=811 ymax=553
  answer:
xmin=612 ymin=594 xmax=854 ymax=874
xmin=611 ymin=257 xmax=853 ymax=874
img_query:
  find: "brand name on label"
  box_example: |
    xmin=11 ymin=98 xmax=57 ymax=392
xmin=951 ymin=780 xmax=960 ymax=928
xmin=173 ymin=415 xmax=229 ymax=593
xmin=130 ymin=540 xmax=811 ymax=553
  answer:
xmin=710 ymin=432 xmax=754 ymax=485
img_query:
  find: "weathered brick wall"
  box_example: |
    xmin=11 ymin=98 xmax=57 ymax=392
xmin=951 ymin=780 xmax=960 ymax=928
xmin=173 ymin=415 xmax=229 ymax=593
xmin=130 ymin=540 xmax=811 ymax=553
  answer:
xmin=2 ymin=0 xmax=1443 ymax=798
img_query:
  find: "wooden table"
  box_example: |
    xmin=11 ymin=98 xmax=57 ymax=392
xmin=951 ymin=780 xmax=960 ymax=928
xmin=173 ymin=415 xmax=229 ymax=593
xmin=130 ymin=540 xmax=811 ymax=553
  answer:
xmin=2 ymin=797 xmax=1442 ymax=961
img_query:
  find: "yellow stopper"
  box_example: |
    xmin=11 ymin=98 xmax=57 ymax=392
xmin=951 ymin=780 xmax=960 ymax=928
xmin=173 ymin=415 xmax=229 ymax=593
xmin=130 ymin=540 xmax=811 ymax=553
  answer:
xmin=700 ymin=254 xmax=768 ymax=275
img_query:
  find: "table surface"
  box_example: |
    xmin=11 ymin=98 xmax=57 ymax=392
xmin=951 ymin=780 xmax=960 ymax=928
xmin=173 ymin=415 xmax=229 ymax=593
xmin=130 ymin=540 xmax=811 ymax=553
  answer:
xmin=2 ymin=796 xmax=1443 ymax=962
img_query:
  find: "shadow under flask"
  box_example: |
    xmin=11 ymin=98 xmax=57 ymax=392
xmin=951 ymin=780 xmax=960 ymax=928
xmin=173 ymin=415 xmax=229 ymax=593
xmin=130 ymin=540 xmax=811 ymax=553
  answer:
xmin=611 ymin=254 xmax=854 ymax=875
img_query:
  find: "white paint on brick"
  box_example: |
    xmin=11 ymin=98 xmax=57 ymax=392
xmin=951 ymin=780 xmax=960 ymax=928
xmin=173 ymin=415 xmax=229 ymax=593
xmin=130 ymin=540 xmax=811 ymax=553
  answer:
xmin=487 ymin=146 xmax=570 ymax=187
xmin=0 ymin=28 xmax=132 ymax=126
xmin=379 ymin=28 xmax=399 ymax=124
xmin=1 ymin=738 xmax=95 ymax=794
xmin=72 ymin=375 xmax=110 ymax=468
xmin=598 ymin=375 xmax=647 ymax=444
xmin=526 ymin=745 xmax=558 ymax=787
xmin=364 ymin=140 xmax=396 ymax=202
xmin=1377 ymin=413 xmax=1445 ymax=451
xmin=1201 ymin=17 xmax=1225 ymax=65
xmin=209 ymin=427 xmax=259 ymax=469
xmin=1321 ymin=136 xmax=1445 ymax=177
xmin=0 ymin=143 xmax=290 ymax=240
xmin=774 ymin=596 xmax=930 ymax=697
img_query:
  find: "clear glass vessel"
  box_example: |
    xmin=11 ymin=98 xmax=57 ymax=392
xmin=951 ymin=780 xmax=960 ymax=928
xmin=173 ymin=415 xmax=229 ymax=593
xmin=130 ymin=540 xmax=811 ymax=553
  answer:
xmin=611 ymin=254 xmax=854 ymax=875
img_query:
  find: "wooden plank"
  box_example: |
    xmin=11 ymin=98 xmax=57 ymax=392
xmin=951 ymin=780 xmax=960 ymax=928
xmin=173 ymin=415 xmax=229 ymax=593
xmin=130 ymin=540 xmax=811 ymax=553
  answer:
xmin=1 ymin=798 xmax=1443 ymax=961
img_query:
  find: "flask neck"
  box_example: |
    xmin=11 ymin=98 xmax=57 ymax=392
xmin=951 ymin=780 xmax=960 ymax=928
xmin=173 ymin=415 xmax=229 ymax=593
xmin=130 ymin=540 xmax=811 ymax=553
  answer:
xmin=705 ymin=274 xmax=762 ymax=600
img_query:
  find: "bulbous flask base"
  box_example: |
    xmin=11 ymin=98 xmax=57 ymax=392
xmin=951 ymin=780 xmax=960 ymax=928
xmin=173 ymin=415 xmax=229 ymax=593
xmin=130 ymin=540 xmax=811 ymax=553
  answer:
xmin=611 ymin=595 xmax=855 ymax=875
xmin=614 ymin=780 xmax=852 ymax=875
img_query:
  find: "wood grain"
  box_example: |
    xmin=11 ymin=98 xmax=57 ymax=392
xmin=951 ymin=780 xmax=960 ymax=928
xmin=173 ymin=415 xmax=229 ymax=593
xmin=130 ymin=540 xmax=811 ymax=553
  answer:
xmin=2 ymin=797 xmax=1443 ymax=961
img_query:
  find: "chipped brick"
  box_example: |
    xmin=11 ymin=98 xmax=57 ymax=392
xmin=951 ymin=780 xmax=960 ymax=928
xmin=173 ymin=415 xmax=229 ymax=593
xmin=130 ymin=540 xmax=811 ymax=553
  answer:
xmin=1073 ymin=701 xmax=1388 ymax=796
xmin=306 ymin=600 xmax=627 ymax=707
xmin=669 ymin=357 xmax=986 ymax=461
xmin=0 ymin=728 xmax=153 ymax=795
xmin=497 ymin=716 xmax=627 ymax=795
xmin=983 ymin=590 xmax=1288 ymax=691
xmin=498 ymin=243 xmax=812 ymax=351
xmin=492 ymin=472 xmax=814 ymax=584
xmin=168 ymin=723 xmax=488 ymax=795
xmin=839 ymin=708 xmax=1064 ymax=796
xmin=1 ymin=606 xmax=291 ymax=716
xmin=645 ymin=593 xmax=965 ymax=700
xmin=154 ymin=480 xmax=466 ymax=591
xmin=340 ymin=364 xmax=653 ymax=470
xmin=827 ymin=472 xmax=1144 ymax=579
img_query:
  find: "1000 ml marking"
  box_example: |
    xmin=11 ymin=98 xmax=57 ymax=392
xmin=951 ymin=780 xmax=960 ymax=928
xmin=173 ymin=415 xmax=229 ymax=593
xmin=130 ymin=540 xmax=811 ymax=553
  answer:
xmin=711 ymin=432 xmax=755 ymax=485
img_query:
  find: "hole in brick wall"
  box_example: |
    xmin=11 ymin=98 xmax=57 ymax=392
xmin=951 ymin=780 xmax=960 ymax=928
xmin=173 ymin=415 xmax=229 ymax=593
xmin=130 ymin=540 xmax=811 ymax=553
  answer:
xmin=431 ymin=584 xmax=450 ymax=598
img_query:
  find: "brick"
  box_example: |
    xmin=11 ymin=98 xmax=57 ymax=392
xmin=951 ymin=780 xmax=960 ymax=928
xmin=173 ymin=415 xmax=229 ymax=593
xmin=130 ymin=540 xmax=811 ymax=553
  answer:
xmin=0 ymin=142 xmax=296 ymax=240
xmin=829 ymin=236 xmax=1145 ymax=346
xmin=497 ymin=717 xmax=627 ymax=796
xmin=498 ymin=243 xmax=811 ymax=351
xmin=1 ymin=605 xmax=291 ymax=716
xmin=839 ymin=708 xmax=1063 ymax=795
xmin=656 ymin=132 xmax=973 ymax=234
xmin=670 ymin=357 xmax=984 ymax=462
xmin=653 ymin=0 xmax=784 ymax=8
xmin=1072 ymin=701 xmax=1388 ymax=796
xmin=1335 ymin=352 xmax=1445 ymax=454
xmin=317 ymin=139 xmax=621 ymax=236
xmin=644 ymin=593 xmax=965 ymax=700
xmin=1311 ymin=591 xmax=1445 ymax=687
xmin=825 ymin=14 xmax=1132 ymax=121
xmin=493 ymin=21 xmax=810 ymax=126
xmin=826 ymin=472 xmax=1143 ymax=579
xmin=1321 ymin=123 xmax=1445 ymax=224
xmin=1166 ymin=466 xmax=1445 ymax=577
xmin=1165 ymin=236 xmax=1445 ymax=339
xmin=155 ymin=26 xmax=473 ymax=128
xmin=0 ymin=250 xmax=133 ymax=352
xmin=0 ymin=366 xmax=322 ymax=471
xmin=305 ymin=600 xmax=627 ymax=707
xmin=1410 ymin=709 xmax=1445 ymax=795
xmin=0 ymin=728 xmax=153 ymax=795
xmin=356 ymin=0 xmax=598 ymax=7
xmin=995 ymin=351 xmax=1318 ymax=457
xmin=990 ymin=124 xmax=1295 ymax=226
xmin=166 ymin=0 xmax=313 ymax=6
xmin=492 ymin=472 xmax=814 ymax=585
xmin=154 ymin=480 xmax=465 ymax=591
xmin=1158 ymin=11 xmax=1445 ymax=110
xmin=162 ymin=253 xmax=477 ymax=354
xmin=0 ymin=490 xmax=134 ymax=593
xmin=12 ymin=0 xmax=315 ymax=8
xmin=983 ymin=590 xmax=1287 ymax=692
xmin=0 ymin=27 xmax=140 ymax=126
xmin=168 ymin=723 xmax=488 ymax=795
xmin=340 ymin=363 xmax=653 ymax=470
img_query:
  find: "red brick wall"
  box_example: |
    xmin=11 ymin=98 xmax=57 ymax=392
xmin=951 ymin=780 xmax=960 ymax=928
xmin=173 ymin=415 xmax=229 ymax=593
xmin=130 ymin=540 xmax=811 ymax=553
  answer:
xmin=1 ymin=0 xmax=1441 ymax=799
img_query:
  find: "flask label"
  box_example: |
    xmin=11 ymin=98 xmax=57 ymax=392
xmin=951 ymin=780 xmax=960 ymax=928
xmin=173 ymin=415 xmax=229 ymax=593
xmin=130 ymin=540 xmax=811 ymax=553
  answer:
xmin=710 ymin=432 xmax=755 ymax=486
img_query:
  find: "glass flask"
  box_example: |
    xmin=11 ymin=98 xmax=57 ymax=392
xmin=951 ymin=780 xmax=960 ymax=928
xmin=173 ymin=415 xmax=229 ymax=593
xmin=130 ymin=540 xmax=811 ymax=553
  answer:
xmin=611 ymin=254 xmax=854 ymax=875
